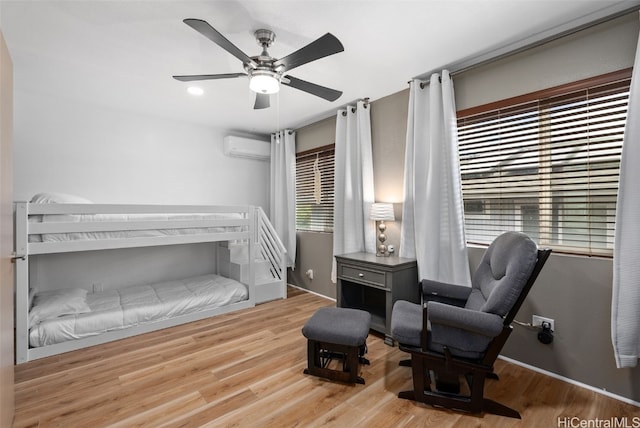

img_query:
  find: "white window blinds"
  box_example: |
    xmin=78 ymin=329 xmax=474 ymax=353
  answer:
xmin=457 ymin=69 xmax=631 ymax=256
xmin=295 ymin=146 xmax=335 ymax=232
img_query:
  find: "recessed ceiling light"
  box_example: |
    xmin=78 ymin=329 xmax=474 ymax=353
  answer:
xmin=187 ymin=86 xmax=204 ymax=96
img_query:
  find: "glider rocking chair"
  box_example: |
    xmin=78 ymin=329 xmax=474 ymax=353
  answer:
xmin=390 ymin=231 xmax=551 ymax=419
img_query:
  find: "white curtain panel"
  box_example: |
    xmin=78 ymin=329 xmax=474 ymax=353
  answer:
xmin=612 ymin=14 xmax=640 ymax=369
xmin=332 ymin=100 xmax=376 ymax=281
xmin=400 ymin=72 xmax=471 ymax=285
xmin=270 ymin=130 xmax=296 ymax=268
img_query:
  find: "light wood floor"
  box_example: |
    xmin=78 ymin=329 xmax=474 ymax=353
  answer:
xmin=14 ymin=287 xmax=639 ymax=427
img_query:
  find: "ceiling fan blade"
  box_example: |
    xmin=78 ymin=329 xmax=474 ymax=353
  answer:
xmin=254 ymin=93 xmax=270 ymax=110
xmin=183 ymin=19 xmax=258 ymax=68
xmin=173 ymin=73 xmax=247 ymax=82
xmin=274 ymin=33 xmax=344 ymax=72
xmin=282 ymin=75 xmax=342 ymax=102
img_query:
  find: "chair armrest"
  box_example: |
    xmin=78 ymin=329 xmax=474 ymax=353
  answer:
xmin=427 ymin=301 xmax=503 ymax=338
xmin=421 ymin=279 xmax=471 ymax=307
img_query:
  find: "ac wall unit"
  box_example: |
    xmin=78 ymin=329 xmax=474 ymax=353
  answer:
xmin=223 ymin=136 xmax=270 ymax=161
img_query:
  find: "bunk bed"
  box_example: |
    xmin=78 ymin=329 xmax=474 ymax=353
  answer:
xmin=14 ymin=194 xmax=287 ymax=363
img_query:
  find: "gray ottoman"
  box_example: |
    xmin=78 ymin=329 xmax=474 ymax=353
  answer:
xmin=302 ymin=307 xmax=371 ymax=384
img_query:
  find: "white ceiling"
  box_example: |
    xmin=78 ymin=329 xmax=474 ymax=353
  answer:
xmin=1 ymin=1 xmax=638 ymax=136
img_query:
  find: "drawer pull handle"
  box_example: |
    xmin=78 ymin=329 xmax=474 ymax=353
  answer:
xmin=358 ymin=273 xmax=364 ymax=278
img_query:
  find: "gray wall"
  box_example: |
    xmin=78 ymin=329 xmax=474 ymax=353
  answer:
xmin=454 ymin=13 xmax=639 ymax=111
xmin=290 ymin=12 xmax=640 ymax=402
xmin=460 ymin=13 xmax=640 ymax=403
xmin=291 ymin=91 xmax=409 ymax=298
xmin=288 ymin=117 xmax=337 ymax=297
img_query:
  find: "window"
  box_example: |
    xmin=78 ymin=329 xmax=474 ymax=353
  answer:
xmin=457 ymin=69 xmax=631 ymax=256
xmin=295 ymin=145 xmax=335 ymax=232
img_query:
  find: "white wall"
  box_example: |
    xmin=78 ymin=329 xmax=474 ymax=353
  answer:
xmin=30 ymin=243 xmax=219 ymax=292
xmin=13 ymin=90 xmax=270 ymax=207
xmin=13 ymin=89 xmax=271 ymax=292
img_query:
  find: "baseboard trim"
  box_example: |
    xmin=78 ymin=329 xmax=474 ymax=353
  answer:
xmin=498 ymin=355 xmax=640 ymax=408
xmin=287 ymin=283 xmax=336 ymax=302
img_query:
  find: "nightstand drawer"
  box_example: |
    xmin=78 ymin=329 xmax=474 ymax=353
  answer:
xmin=335 ymin=253 xmax=418 ymax=345
xmin=340 ymin=265 xmax=386 ymax=288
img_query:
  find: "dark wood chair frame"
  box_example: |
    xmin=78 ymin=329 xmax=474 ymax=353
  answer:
xmin=398 ymin=248 xmax=552 ymax=419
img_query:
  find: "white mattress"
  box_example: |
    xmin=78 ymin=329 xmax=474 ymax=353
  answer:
xmin=29 ymin=274 xmax=248 ymax=347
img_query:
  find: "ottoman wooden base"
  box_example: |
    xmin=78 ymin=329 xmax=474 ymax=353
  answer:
xmin=302 ymin=307 xmax=372 ymax=385
xmin=304 ymin=339 xmax=370 ymax=384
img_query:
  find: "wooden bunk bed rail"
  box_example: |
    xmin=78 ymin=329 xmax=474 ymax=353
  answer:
xmin=15 ymin=202 xmax=254 ymax=256
xmin=13 ymin=202 xmax=284 ymax=363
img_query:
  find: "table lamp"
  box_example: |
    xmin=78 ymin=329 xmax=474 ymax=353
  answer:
xmin=370 ymin=203 xmax=395 ymax=256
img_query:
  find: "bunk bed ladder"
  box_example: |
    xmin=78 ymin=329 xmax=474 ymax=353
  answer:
xmin=254 ymin=207 xmax=287 ymax=303
xmin=217 ymin=207 xmax=287 ymax=303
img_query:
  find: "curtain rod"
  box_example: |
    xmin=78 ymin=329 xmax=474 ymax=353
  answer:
xmin=294 ymin=98 xmax=370 ymax=128
xmin=340 ymin=97 xmax=371 ymax=115
xmin=411 ymin=3 xmax=640 ymax=84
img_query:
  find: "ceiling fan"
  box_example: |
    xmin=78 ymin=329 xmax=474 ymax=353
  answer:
xmin=173 ymin=19 xmax=344 ymax=109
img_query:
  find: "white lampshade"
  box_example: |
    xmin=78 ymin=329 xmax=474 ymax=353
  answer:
xmin=249 ymin=72 xmax=280 ymax=94
xmin=369 ymin=203 xmax=395 ymax=221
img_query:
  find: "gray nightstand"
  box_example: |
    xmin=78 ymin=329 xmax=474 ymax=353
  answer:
xmin=335 ymin=252 xmax=419 ymax=345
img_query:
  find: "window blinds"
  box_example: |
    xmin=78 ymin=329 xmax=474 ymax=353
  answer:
xmin=457 ymin=71 xmax=631 ymax=256
xmin=295 ymin=146 xmax=335 ymax=232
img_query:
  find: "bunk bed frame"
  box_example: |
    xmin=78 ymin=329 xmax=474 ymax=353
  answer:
xmin=14 ymin=202 xmax=287 ymax=363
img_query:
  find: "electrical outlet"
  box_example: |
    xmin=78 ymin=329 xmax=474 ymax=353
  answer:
xmin=532 ymin=315 xmax=554 ymax=332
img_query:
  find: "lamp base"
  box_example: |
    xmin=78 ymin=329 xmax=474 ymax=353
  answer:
xmin=376 ymin=243 xmax=389 ymax=257
xmin=376 ymin=222 xmax=390 ymax=256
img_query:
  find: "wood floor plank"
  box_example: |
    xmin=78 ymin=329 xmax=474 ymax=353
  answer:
xmin=106 ymin=391 xmax=209 ymax=428
xmin=159 ymin=388 xmax=259 ymax=428
xmin=14 ymin=286 xmax=639 ymax=427
xmin=205 ymin=377 xmax=317 ymax=426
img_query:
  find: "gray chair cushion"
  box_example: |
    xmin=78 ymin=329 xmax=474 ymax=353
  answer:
xmin=302 ymin=307 xmax=371 ymax=347
xmin=391 ymin=300 xmax=422 ymax=347
xmin=428 ymin=301 xmax=505 ymax=358
xmin=421 ymin=280 xmax=471 ymax=307
xmin=463 ymin=289 xmax=487 ymax=312
xmin=469 ymin=231 xmax=538 ymax=316
xmin=391 ymin=232 xmax=540 ymax=359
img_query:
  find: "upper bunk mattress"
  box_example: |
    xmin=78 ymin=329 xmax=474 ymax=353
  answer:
xmin=29 ymin=274 xmax=248 ymax=348
xmin=26 ymin=192 xmax=245 ymax=243
xmin=29 ymin=212 xmax=244 ymax=243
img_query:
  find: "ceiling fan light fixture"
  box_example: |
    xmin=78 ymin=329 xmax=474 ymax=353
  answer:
xmin=175 ymin=19 xmax=344 ymax=109
xmin=249 ymin=71 xmax=280 ymax=94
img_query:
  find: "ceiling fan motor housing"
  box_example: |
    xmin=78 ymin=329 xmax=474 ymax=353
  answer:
xmin=254 ymin=29 xmax=275 ymax=48
xmin=245 ymin=29 xmax=282 ymax=94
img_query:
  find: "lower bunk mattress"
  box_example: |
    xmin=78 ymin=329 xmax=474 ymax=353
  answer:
xmin=29 ymin=273 xmax=249 ymax=348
